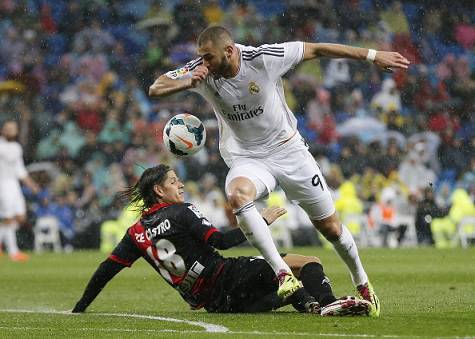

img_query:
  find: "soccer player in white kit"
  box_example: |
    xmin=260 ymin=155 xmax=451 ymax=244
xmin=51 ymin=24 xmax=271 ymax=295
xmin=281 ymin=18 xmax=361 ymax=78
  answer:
xmin=149 ymin=26 xmax=410 ymax=317
xmin=0 ymin=120 xmax=39 ymax=261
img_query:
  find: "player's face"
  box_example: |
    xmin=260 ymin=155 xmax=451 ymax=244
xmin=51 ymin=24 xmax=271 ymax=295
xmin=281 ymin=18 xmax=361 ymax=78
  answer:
xmin=198 ymin=41 xmax=232 ymax=78
xmin=156 ymin=171 xmax=185 ymax=204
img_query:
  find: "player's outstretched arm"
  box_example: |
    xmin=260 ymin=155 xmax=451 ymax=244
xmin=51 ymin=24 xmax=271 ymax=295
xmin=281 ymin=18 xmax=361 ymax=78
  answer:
xmin=207 ymin=207 xmax=287 ymax=250
xmin=303 ymin=42 xmax=410 ymax=71
xmin=72 ymin=259 xmax=125 ymax=313
xmin=148 ymin=65 xmax=209 ymax=97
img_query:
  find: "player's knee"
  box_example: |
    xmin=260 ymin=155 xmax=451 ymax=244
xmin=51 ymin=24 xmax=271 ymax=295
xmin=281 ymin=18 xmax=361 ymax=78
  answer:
xmin=226 ymin=178 xmax=256 ymax=209
xmin=312 ymin=215 xmax=341 ymax=241
xmin=227 ymin=187 xmax=254 ymax=209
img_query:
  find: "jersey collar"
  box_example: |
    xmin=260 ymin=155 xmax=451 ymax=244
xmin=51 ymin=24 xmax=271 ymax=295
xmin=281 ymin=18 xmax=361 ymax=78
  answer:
xmin=143 ymin=202 xmax=174 ymax=215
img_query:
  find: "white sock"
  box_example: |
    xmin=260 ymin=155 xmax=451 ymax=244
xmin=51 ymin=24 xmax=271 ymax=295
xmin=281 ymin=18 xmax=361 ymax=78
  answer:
xmin=4 ymin=223 xmax=20 ymax=255
xmin=331 ymin=224 xmax=368 ymax=286
xmin=235 ymin=202 xmax=291 ymax=275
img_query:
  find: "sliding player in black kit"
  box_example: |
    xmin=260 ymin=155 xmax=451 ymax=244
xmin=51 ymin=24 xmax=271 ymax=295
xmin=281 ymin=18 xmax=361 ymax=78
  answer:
xmin=72 ymin=165 xmax=370 ymax=316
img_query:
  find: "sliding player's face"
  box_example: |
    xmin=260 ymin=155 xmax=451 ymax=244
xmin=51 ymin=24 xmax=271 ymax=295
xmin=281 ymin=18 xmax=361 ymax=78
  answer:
xmin=198 ymin=40 xmax=233 ymax=78
xmin=155 ymin=171 xmax=185 ymax=204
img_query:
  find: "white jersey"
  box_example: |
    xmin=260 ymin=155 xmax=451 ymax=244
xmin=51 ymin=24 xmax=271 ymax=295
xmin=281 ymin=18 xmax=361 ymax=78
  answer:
xmin=0 ymin=137 xmax=28 ymax=218
xmin=0 ymin=137 xmax=28 ymax=183
xmin=166 ymin=41 xmax=304 ymax=165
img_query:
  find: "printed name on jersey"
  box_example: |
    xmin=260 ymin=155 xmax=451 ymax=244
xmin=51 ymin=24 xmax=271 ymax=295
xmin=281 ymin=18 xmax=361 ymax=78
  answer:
xmin=145 ymin=219 xmax=171 ymax=239
xmin=135 ymin=232 xmax=146 ymax=243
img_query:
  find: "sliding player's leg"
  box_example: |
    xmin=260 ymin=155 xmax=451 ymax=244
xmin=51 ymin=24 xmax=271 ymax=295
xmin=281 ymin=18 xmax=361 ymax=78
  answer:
xmin=285 ymin=254 xmax=371 ymax=316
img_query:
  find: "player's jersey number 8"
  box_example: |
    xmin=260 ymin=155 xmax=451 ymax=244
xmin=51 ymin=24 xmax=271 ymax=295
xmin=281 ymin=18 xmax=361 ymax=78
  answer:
xmin=146 ymin=239 xmax=186 ymax=283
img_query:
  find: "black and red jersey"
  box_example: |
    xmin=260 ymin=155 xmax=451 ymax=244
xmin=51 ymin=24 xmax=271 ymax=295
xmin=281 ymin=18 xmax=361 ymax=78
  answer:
xmin=109 ymin=202 xmax=227 ymax=308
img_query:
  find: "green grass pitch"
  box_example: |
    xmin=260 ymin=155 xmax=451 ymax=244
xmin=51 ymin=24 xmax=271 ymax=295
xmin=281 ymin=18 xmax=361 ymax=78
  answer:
xmin=1 ymin=247 xmax=474 ymax=338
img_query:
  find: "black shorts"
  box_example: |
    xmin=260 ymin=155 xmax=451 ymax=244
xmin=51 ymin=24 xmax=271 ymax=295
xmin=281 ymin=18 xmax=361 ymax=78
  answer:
xmin=204 ymin=256 xmax=280 ymax=313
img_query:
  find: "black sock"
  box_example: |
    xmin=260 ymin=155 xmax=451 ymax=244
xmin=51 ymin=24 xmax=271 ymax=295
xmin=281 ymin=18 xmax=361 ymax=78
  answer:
xmin=300 ymin=262 xmax=337 ymax=306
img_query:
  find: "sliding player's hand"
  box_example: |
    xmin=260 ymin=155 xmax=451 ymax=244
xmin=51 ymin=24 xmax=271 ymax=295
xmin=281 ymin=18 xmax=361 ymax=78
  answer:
xmin=191 ymin=65 xmax=209 ymax=87
xmin=261 ymin=206 xmax=287 ymax=225
xmin=374 ymin=51 xmax=410 ymax=73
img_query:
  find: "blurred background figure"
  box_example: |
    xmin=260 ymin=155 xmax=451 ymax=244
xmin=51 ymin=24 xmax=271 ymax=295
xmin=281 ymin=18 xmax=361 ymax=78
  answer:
xmin=0 ymin=120 xmax=39 ymax=261
xmin=415 ymin=187 xmax=449 ymax=246
xmin=369 ymin=187 xmax=408 ymax=248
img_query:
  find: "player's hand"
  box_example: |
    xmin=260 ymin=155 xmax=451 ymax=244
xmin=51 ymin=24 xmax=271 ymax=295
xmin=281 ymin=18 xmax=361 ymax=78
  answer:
xmin=374 ymin=51 xmax=410 ymax=72
xmin=190 ymin=65 xmax=208 ymax=88
xmin=261 ymin=206 xmax=287 ymax=225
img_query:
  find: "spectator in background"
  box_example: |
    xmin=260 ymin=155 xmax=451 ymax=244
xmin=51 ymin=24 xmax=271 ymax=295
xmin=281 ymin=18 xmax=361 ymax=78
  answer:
xmin=415 ymin=187 xmax=449 ymax=245
xmin=370 ymin=78 xmax=401 ymax=114
xmin=368 ymin=186 xmax=408 ymax=248
xmin=437 ymin=133 xmax=467 ymax=178
xmin=379 ymin=141 xmax=402 ymax=177
xmin=398 ymin=150 xmax=436 ymax=199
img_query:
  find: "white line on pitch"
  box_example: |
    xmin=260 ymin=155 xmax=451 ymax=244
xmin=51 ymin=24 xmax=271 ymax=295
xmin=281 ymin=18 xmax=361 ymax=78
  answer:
xmin=1 ymin=326 xmax=474 ymax=338
xmin=0 ymin=309 xmax=228 ymax=333
xmin=0 ymin=309 xmax=473 ymax=338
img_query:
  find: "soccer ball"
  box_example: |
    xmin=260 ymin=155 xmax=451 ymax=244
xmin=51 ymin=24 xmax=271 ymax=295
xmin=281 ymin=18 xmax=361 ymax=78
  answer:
xmin=163 ymin=113 xmax=206 ymax=156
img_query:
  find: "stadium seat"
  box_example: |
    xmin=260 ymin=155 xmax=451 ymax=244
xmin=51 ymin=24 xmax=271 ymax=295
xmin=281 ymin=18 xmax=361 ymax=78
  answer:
xmin=34 ymin=216 xmax=62 ymax=253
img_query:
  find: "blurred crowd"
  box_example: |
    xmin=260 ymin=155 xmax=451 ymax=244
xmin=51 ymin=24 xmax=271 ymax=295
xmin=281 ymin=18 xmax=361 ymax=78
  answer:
xmin=0 ymin=0 xmax=474 ymax=250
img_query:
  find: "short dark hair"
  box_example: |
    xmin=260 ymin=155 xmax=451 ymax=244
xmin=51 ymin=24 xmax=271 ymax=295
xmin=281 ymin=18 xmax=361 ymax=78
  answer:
xmin=198 ymin=25 xmax=233 ymax=47
xmin=120 ymin=164 xmax=171 ymax=213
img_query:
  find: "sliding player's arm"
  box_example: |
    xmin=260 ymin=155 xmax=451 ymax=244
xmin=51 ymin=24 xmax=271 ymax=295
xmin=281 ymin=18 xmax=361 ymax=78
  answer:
xmin=207 ymin=206 xmax=287 ymax=249
xmin=186 ymin=204 xmax=287 ymax=250
xmin=148 ymin=59 xmax=208 ymax=97
xmin=72 ymin=258 xmax=125 ymax=313
xmin=72 ymin=233 xmax=141 ymax=313
xmin=302 ymin=42 xmax=410 ymax=70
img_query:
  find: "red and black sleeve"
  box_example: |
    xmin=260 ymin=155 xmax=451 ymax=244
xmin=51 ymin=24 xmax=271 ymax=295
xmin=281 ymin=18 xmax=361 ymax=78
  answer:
xmin=183 ymin=204 xmax=247 ymax=249
xmin=72 ymin=232 xmax=141 ymax=313
xmin=206 ymin=228 xmax=247 ymax=250
xmin=72 ymin=258 xmax=124 ymax=313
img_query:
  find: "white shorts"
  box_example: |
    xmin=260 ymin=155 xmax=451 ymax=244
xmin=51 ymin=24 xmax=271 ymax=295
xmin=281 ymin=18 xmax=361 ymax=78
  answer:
xmin=225 ymin=134 xmax=335 ymax=221
xmin=0 ymin=180 xmax=26 ymax=219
